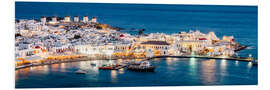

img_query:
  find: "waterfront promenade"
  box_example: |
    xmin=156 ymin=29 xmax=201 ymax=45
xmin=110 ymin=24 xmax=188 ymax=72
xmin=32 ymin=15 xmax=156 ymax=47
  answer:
xmin=147 ymin=55 xmax=255 ymax=62
xmin=15 ymin=54 xmax=256 ymax=70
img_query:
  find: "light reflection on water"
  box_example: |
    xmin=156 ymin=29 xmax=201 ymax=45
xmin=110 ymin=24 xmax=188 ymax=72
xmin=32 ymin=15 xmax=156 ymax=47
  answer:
xmin=189 ymin=58 xmax=197 ymax=76
xmin=235 ymin=61 xmax=239 ymax=66
xmin=221 ymin=59 xmax=227 ymax=72
xmin=189 ymin=58 xmax=197 ymax=66
xmin=60 ymin=63 xmax=66 ymax=72
xmin=200 ymin=59 xmax=217 ymax=84
xmin=248 ymin=62 xmax=252 ymax=69
xmin=15 ymin=58 xmax=258 ymax=87
xmin=111 ymin=70 xmax=118 ymax=83
xmin=118 ymin=68 xmax=125 ymax=74
xmin=166 ymin=57 xmax=173 ymax=65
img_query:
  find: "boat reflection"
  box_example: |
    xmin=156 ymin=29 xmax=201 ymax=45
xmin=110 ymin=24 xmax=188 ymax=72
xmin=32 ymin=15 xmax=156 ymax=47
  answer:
xmin=235 ymin=61 xmax=239 ymax=66
xmin=118 ymin=68 xmax=125 ymax=74
xmin=248 ymin=62 xmax=252 ymax=69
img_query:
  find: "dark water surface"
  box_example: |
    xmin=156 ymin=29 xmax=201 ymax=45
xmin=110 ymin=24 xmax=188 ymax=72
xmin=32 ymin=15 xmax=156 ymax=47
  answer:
xmin=15 ymin=2 xmax=258 ymax=88
xmin=16 ymin=58 xmax=257 ymax=88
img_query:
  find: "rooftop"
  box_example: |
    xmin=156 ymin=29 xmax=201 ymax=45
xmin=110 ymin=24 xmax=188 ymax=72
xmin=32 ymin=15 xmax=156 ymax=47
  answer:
xmin=141 ymin=41 xmax=170 ymax=45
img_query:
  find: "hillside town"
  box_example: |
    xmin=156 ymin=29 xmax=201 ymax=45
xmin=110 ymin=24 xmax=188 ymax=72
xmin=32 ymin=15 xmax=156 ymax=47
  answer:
xmin=15 ymin=15 xmax=242 ymax=67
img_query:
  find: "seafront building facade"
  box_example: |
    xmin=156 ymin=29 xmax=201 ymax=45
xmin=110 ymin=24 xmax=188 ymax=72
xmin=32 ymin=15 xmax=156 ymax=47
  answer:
xmin=15 ymin=15 xmax=240 ymax=67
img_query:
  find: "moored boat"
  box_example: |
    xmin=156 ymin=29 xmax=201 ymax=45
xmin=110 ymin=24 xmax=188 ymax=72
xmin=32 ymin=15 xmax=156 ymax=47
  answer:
xmin=128 ymin=61 xmax=142 ymax=65
xmin=98 ymin=65 xmax=114 ymax=70
xmin=98 ymin=64 xmax=124 ymax=70
xmin=127 ymin=61 xmax=155 ymax=72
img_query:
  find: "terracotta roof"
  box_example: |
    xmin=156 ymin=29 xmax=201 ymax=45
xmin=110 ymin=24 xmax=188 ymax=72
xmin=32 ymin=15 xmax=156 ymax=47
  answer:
xmin=35 ymin=46 xmax=41 ymax=49
xmin=141 ymin=41 xmax=170 ymax=45
xmin=199 ymin=38 xmax=207 ymax=40
xmin=120 ymin=34 xmax=124 ymax=37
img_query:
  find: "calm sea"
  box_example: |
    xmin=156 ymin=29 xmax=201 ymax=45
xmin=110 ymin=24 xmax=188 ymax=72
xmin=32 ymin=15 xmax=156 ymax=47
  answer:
xmin=16 ymin=58 xmax=257 ymax=88
xmin=15 ymin=2 xmax=258 ymax=88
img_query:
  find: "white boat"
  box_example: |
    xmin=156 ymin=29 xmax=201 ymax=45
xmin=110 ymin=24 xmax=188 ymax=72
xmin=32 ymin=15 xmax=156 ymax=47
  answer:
xmin=127 ymin=61 xmax=155 ymax=72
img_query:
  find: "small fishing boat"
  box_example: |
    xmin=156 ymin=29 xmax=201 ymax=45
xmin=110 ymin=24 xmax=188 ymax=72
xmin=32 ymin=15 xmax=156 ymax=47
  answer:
xmin=75 ymin=70 xmax=87 ymax=74
xmin=127 ymin=61 xmax=155 ymax=72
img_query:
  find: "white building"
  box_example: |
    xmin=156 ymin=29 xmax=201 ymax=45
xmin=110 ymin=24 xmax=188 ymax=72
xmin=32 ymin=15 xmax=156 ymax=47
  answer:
xmin=40 ymin=16 xmax=46 ymax=24
xmin=74 ymin=44 xmax=115 ymax=57
xmin=83 ymin=16 xmax=88 ymax=23
xmin=74 ymin=16 xmax=79 ymax=22
xmin=91 ymin=17 xmax=97 ymax=23
xmin=64 ymin=16 xmax=71 ymax=22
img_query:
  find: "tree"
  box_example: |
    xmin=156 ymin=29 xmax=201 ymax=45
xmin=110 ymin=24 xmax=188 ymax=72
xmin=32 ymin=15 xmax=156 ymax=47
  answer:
xmin=15 ymin=33 xmax=22 ymax=37
xmin=138 ymin=29 xmax=145 ymax=35
xmin=189 ymin=45 xmax=193 ymax=52
xmin=73 ymin=35 xmax=81 ymax=39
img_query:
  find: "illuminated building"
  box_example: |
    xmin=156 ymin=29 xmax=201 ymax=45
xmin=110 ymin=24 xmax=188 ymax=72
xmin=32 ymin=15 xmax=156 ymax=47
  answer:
xmin=74 ymin=44 xmax=115 ymax=57
xmin=91 ymin=17 xmax=97 ymax=23
xmin=40 ymin=16 xmax=46 ymax=24
xmin=74 ymin=16 xmax=79 ymax=22
xmin=83 ymin=16 xmax=88 ymax=23
xmin=222 ymin=36 xmax=234 ymax=42
xmin=52 ymin=16 xmax=57 ymax=22
xmin=175 ymin=40 xmax=207 ymax=52
xmin=48 ymin=16 xmax=58 ymax=24
xmin=140 ymin=41 xmax=170 ymax=56
xmin=64 ymin=16 xmax=71 ymax=22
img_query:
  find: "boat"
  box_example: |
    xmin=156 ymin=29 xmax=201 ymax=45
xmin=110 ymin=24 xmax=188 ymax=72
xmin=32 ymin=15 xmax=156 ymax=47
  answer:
xmin=127 ymin=61 xmax=155 ymax=72
xmin=90 ymin=63 xmax=96 ymax=66
xmin=98 ymin=65 xmax=114 ymax=70
xmin=128 ymin=61 xmax=142 ymax=65
xmin=75 ymin=70 xmax=87 ymax=74
xmin=98 ymin=64 xmax=125 ymax=70
xmin=122 ymin=60 xmax=129 ymax=64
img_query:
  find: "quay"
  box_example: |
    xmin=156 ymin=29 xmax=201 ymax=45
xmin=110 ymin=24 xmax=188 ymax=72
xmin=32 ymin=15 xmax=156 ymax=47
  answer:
xmin=146 ymin=55 xmax=256 ymax=62
xmin=15 ymin=55 xmax=89 ymax=70
xmin=15 ymin=55 xmax=257 ymax=70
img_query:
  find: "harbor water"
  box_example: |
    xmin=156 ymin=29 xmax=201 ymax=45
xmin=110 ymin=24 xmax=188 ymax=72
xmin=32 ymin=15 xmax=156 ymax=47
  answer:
xmin=16 ymin=58 xmax=257 ymax=88
xmin=15 ymin=2 xmax=258 ymax=88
